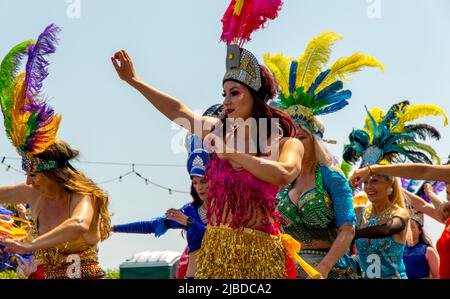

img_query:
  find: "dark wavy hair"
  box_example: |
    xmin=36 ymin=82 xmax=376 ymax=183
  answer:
xmin=190 ymin=182 xmax=203 ymax=208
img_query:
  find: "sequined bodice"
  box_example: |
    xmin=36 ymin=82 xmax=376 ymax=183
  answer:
xmin=205 ymin=154 xmax=280 ymax=234
xmin=277 ymin=166 xmax=337 ymax=245
xmin=356 ymin=206 xmax=406 ymax=279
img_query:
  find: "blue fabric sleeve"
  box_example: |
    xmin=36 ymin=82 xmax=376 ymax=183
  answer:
xmin=322 ymin=166 xmax=357 ymax=227
xmin=187 ymin=218 xmax=207 ymax=236
xmin=112 ymin=216 xmax=169 ymax=237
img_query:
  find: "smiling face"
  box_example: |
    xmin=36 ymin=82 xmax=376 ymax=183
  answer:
xmin=222 ymin=81 xmax=254 ymax=120
xmin=363 ymin=175 xmax=393 ymax=204
xmin=192 ymin=176 xmax=209 ymax=202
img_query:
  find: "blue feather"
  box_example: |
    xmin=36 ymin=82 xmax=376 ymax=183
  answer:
xmin=316 ymin=100 xmax=349 ymax=115
xmin=316 ymin=80 xmax=343 ymax=100
xmin=289 ymin=61 xmax=298 ymax=95
xmin=318 ymin=90 xmax=352 ymax=107
xmin=308 ymin=69 xmax=331 ymax=95
xmin=153 ymin=217 xmax=169 ymax=237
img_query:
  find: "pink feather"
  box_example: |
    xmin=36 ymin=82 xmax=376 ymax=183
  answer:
xmin=221 ymin=0 xmax=283 ymax=46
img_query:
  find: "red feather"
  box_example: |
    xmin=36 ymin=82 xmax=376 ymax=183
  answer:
xmin=221 ymin=0 xmax=283 ymax=46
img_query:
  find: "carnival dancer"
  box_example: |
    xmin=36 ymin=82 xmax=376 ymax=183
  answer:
xmin=112 ymin=130 xmax=213 ymax=279
xmin=0 ymin=24 xmax=110 ymax=279
xmin=348 ymin=105 xmax=450 ymax=279
xmin=264 ymin=31 xmax=384 ymax=278
xmin=403 ymin=212 xmax=440 ymax=279
xmin=343 ymin=101 xmax=446 ymax=279
xmin=112 ymin=0 xmax=322 ymax=279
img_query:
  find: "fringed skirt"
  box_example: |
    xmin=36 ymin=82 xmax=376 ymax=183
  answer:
xmin=195 ymin=225 xmax=290 ymax=279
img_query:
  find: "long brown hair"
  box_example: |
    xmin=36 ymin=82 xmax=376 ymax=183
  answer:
xmin=36 ymin=140 xmax=111 ymax=241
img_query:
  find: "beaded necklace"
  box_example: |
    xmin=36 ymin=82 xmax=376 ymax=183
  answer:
xmin=364 ymin=204 xmax=395 ymax=226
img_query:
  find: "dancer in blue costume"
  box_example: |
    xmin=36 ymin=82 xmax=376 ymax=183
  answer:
xmin=112 ymin=105 xmax=222 ymax=279
xmin=344 ymin=101 xmax=446 ymax=279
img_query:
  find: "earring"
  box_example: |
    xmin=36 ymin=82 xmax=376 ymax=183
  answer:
xmin=387 ymin=187 xmax=393 ymax=196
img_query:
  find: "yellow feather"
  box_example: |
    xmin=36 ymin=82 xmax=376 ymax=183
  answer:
xmin=316 ymin=53 xmax=384 ymax=93
xmin=263 ymin=53 xmax=291 ymax=98
xmin=296 ymin=32 xmax=343 ymax=92
xmin=363 ymin=107 xmax=385 ymax=141
xmin=29 ymin=115 xmax=61 ymax=156
xmin=393 ymin=104 xmax=449 ymax=132
xmin=10 ymin=73 xmax=32 ymax=149
xmin=234 ymin=0 xmax=245 ymax=16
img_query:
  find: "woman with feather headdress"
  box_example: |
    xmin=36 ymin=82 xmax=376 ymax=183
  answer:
xmin=264 ymin=31 xmax=384 ymax=279
xmin=111 ymin=0 xmax=328 ymax=279
xmin=343 ymin=100 xmax=447 ymax=279
xmin=0 ymin=24 xmax=111 ymax=279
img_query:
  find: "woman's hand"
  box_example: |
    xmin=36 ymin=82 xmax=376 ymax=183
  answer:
xmin=165 ymin=209 xmax=189 ymax=226
xmin=314 ymin=262 xmax=331 ymax=279
xmin=0 ymin=239 xmax=34 ymax=255
xmin=424 ymin=183 xmax=434 ymax=197
xmin=16 ymin=256 xmax=39 ymax=279
xmin=111 ymin=50 xmax=138 ymax=84
xmin=350 ymin=167 xmax=371 ymax=188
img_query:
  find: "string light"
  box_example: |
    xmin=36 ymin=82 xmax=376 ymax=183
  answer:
xmin=0 ymin=156 xmax=189 ymax=195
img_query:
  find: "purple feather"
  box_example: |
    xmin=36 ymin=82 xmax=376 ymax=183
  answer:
xmin=401 ymin=178 xmax=410 ymax=189
xmin=24 ymin=24 xmax=60 ymax=103
xmin=433 ymin=181 xmax=447 ymax=194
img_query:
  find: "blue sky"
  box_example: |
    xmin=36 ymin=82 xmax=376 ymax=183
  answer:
xmin=1 ymin=0 xmax=449 ymax=270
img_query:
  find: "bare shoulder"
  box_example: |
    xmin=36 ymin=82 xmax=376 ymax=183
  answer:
xmin=393 ymin=206 xmax=410 ymax=221
xmin=280 ymin=137 xmax=303 ymax=151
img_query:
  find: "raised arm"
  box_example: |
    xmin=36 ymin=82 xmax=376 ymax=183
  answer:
xmin=0 ymin=183 xmax=37 ymax=206
xmin=225 ymin=137 xmax=303 ymax=186
xmin=402 ymin=190 xmax=444 ymax=223
xmin=424 ymin=183 xmax=446 ymax=208
xmin=350 ymin=164 xmax=450 ymax=188
xmin=111 ymin=50 xmax=217 ymax=138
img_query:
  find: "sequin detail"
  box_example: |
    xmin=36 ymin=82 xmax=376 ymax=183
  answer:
xmin=195 ymin=225 xmax=287 ymax=279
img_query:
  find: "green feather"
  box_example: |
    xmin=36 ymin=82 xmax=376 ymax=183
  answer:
xmin=0 ymin=40 xmax=34 ymax=138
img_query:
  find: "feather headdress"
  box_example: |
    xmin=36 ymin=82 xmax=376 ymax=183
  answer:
xmin=0 ymin=24 xmax=62 ymax=173
xmin=222 ymin=0 xmax=283 ymax=94
xmin=264 ymin=32 xmax=384 ymax=137
xmin=343 ymin=101 xmax=448 ymax=167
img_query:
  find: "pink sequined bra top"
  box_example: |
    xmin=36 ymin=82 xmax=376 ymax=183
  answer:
xmin=205 ymin=154 xmax=280 ymax=234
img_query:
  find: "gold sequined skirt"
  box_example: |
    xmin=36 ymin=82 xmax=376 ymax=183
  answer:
xmin=195 ymin=225 xmax=287 ymax=279
xmin=34 ymin=246 xmax=104 ymax=279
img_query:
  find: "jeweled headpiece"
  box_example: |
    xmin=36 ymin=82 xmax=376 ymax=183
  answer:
xmin=343 ymin=101 xmax=448 ymax=167
xmin=221 ymin=0 xmax=283 ymax=94
xmin=264 ymin=32 xmax=384 ymax=138
xmin=0 ymin=24 xmax=62 ymax=174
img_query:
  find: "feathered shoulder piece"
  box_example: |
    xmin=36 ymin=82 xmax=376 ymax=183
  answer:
xmin=343 ymin=101 xmax=448 ymax=167
xmin=0 ymin=24 xmax=61 ymax=158
xmin=263 ymin=32 xmax=384 ymax=136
